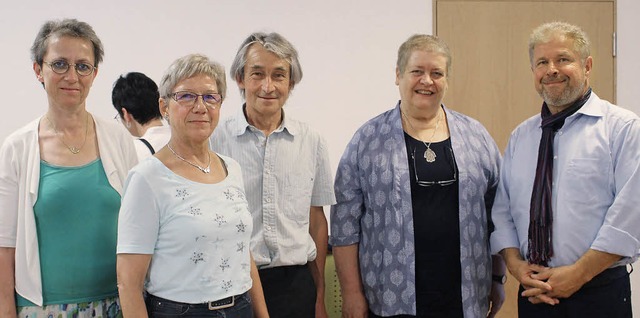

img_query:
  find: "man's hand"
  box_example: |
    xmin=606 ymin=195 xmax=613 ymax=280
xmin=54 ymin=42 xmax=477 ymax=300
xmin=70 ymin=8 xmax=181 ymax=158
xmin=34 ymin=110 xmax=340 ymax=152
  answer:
xmin=315 ymin=294 xmax=328 ymax=318
xmin=527 ymin=264 xmax=588 ymax=299
xmin=523 ymin=250 xmax=622 ymax=304
xmin=512 ymin=262 xmax=560 ymax=305
xmin=501 ymin=248 xmax=557 ymax=305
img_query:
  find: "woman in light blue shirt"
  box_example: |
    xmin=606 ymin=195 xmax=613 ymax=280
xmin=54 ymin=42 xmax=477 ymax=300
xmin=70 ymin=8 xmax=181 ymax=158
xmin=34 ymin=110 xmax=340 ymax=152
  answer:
xmin=116 ymin=54 xmax=269 ymax=318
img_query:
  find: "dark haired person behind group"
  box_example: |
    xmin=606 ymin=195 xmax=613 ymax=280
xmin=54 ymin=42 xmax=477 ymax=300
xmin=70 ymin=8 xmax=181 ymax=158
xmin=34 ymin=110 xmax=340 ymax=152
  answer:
xmin=112 ymin=72 xmax=171 ymax=160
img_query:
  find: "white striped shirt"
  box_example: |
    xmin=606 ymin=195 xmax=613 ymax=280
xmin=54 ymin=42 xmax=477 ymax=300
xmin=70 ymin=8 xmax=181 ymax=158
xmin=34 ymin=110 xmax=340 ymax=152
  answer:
xmin=210 ymin=107 xmax=336 ymax=268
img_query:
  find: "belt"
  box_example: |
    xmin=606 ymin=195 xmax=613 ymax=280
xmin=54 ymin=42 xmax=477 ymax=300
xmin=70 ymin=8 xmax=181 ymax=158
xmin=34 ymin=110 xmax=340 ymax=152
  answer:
xmin=258 ymin=263 xmax=308 ymax=271
xmin=147 ymin=293 xmax=244 ymax=311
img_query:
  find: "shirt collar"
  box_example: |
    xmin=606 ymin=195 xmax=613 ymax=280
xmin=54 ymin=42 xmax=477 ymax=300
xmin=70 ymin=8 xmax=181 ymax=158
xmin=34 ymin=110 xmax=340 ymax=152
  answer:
xmin=231 ymin=103 xmax=297 ymax=136
xmin=574 ymin=91 xmax=603 ymax=118
xmin=536 ymin=90 xmax=603 ymax=128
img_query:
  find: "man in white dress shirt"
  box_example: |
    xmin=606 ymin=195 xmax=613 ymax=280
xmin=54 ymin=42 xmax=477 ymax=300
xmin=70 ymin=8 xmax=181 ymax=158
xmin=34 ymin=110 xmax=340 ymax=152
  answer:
xmin=491 ymin=21 xmax=639 ymax=318
xmin=210 ymin=32 xmax=336 ymax=318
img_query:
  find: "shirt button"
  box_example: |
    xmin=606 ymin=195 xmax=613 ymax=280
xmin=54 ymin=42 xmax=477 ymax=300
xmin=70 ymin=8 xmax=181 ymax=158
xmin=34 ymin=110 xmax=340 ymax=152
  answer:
xmin=553 ymin=156 xmax=557 ymax=160
xmin=266 ymin=198 xmax=271 ymax=203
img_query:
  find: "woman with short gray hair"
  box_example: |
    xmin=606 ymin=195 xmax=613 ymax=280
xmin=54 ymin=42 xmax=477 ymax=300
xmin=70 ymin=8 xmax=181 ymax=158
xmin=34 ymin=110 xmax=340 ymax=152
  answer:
xmin=116 ymin=54 xmax=269 ymax=318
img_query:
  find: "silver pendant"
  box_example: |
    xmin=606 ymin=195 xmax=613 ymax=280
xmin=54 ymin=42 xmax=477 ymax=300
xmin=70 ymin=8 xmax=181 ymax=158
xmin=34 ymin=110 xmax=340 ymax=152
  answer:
xmin=68 ymin=147 xmax=80 ymax=154
xmin=424 ymin=148 xmax=436 ymax=163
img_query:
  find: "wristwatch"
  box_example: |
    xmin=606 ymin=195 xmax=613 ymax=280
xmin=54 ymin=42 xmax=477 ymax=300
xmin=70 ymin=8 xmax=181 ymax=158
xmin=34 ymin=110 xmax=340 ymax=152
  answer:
xmin=492 ymin=274 xmax=507 ymax=284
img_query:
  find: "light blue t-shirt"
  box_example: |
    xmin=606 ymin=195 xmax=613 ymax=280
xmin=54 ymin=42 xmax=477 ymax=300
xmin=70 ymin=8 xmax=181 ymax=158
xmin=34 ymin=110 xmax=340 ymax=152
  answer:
xmin=117 ymin=155 xmax=253 ymax=303
xmin=17 ymin=159 xmax=120 ymax=306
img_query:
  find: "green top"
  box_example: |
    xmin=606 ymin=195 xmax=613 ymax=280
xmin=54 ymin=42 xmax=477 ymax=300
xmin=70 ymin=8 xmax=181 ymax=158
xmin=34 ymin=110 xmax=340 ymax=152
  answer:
xmin=17 ymin=159 xmax=121 ymax=306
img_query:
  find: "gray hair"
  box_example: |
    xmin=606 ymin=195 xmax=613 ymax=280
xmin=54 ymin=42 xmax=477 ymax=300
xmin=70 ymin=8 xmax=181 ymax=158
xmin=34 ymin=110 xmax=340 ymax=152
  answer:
xmin=230 ymin=32 xmax=303 ymax=98
xmin=158 ymin=54 xmax=227 ymax=102
xmin=30 ymin=18 xmax=104 ymax=67
xmin=397 ymin=34 xmax=452 ymax=75
xmin=529 ymin=22 xmax=591 ymax=66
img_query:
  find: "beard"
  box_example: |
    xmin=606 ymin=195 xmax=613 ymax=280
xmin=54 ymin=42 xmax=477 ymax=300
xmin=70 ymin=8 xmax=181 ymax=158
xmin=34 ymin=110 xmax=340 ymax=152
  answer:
xmin=538 ymin=78 xmax=586 ymax=108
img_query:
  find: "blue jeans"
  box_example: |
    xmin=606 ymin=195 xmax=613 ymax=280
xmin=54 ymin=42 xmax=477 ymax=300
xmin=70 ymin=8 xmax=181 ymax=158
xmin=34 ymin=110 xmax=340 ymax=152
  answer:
xmin=146 ymin=292 xmax=252 ymax=318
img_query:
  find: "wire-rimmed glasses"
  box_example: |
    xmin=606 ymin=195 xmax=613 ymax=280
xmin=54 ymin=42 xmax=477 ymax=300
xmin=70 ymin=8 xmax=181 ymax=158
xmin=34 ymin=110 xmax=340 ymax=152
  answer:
xmin=44 ymin=60 xmax=96 ymax=76
xmin=411 ymin=146 xmax=457 ymax=187
xmin=170 ymin=91 xmax=222 ymax=109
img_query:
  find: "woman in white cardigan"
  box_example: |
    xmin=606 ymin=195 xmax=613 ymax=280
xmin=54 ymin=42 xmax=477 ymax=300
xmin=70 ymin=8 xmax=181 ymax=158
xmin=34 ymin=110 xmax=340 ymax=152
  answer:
xmin=0 ymin=18 xmax=137 ymax=317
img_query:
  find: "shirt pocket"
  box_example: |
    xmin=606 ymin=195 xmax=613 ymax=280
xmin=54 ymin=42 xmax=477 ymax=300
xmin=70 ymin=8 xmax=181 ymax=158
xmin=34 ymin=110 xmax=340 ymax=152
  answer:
xmin=563 ymin=158 xmax=613 ymax=209
xmin=283 ymin=168 xmax=314 ymax=224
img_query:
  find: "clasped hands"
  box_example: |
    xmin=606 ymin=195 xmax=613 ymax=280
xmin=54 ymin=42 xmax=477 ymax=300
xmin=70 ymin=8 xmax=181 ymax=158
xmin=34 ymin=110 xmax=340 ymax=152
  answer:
xmin=512 ymin=260 xmax=588 ymax=305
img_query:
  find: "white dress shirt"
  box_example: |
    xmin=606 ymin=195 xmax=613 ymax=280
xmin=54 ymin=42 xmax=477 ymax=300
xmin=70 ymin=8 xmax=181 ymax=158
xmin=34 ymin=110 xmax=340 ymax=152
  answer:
xmin=210 ymin=107 xmax=336 ymax=268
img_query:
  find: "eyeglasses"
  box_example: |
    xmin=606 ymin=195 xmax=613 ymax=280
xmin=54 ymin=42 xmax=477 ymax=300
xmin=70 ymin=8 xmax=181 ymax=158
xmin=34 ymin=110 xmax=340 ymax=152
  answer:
xmin=44 ymin=60 xmax=96 ymax=76
xmin=170 ymin=91 xmax=222 ymax=108
xmin=411 ymin=146 xmax=457 ymax=187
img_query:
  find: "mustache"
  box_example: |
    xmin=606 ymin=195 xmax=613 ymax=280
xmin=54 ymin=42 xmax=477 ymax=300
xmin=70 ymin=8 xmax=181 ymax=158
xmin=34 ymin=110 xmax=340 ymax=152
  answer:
xmin=541 ymin=76 xmax=568 ymax=84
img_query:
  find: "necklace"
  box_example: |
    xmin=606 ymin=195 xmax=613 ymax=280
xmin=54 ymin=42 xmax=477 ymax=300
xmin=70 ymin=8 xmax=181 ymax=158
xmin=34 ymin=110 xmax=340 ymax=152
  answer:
xmin=46 ymin=112 xmax=89 ymax=155
xmin=167 ymin=143 xmax=211 ymax=174
xmin=401 ymin=108 xmax=442 ymax=163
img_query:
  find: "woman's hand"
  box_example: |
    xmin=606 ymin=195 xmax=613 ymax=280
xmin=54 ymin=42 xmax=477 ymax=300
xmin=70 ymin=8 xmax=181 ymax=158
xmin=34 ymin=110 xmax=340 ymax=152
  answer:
xmin=341 ymin=290 xmax=368 ymax=318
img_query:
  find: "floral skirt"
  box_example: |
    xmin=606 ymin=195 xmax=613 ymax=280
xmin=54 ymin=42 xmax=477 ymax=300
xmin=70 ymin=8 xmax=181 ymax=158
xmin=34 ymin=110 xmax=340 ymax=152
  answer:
xmin=17 ymin=296 xmax=121 ymax=318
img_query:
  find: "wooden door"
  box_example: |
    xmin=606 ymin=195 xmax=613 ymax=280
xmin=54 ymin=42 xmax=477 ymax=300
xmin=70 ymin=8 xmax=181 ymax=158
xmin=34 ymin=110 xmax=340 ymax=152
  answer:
xmin=435 ymin=1 xmax=615 ymax=317
xmin=435 ymin=0 xmax=615 ymax=150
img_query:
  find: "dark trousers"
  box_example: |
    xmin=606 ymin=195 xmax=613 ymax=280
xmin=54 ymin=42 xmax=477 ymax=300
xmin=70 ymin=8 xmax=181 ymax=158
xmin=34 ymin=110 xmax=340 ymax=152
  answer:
xmin=145 ymin=293 xmax=252 ymax=318
xmin=368 ymin=304 xmax=462 ymax=318
xmin=259 ymin=264 xmax=316 ymax=318
xmin=518 ymin=266 xmax=632 ymax=318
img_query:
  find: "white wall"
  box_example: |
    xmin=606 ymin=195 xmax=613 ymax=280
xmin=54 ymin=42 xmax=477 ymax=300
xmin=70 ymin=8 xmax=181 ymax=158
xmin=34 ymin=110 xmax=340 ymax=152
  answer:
xmin=0 ymin=0 xmax=431 ymax=170
xmin=1 ymin=0 xmax=638 ymax=311
xmin=617 ymin=0 xmax=640 ymax=313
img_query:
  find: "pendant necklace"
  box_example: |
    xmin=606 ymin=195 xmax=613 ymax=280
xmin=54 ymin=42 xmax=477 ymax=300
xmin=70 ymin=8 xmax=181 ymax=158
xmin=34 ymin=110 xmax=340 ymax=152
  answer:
xmin=167 ymin=143 xmax=211 ymax=174
xmin=46 ymin=112 xmax=89 ymax=155
xmin=401 ymin=108 xmax=442 ymax=163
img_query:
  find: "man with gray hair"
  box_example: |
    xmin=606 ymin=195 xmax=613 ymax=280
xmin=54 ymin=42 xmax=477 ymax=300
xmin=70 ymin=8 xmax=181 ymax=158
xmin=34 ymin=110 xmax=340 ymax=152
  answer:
xmin=491 ymin=21 xmax=639 ymax=317
xmin=210 ymin=32 xmax=336 ymax=318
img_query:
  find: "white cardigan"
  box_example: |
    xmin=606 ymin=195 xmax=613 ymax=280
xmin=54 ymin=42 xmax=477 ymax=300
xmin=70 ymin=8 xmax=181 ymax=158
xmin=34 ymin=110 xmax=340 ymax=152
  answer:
xmin=0 ymin=115 xmax=138 ymax=306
